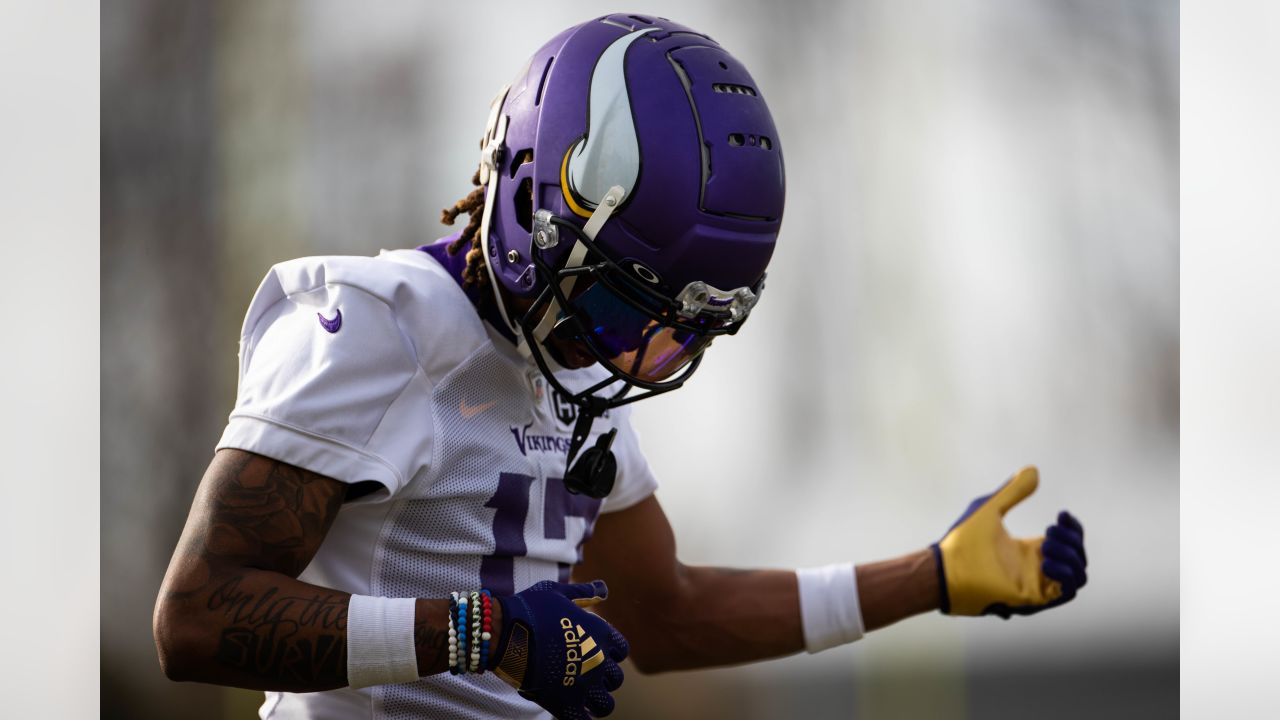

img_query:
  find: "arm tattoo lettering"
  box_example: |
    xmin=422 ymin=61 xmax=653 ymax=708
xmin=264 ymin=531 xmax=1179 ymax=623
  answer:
xmin=207 ymin=575 xmax=349 ymax=685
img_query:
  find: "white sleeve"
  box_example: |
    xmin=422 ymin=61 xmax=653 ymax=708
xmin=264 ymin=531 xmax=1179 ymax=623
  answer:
xmin=599 ymin=405 xmax=658 ymax=513
xmin=216 ymin=270 xmax=432 ymax=499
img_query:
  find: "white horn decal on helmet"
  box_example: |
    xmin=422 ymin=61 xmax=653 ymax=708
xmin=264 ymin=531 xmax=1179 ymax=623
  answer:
xmin=561 ymin=28 xmax=657 ymax=217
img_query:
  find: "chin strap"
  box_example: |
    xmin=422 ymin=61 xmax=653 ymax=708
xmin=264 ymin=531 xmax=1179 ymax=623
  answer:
xmin=526 ymin=185 xmax=627 ymax=361
xmin=478 ymin=84 xmax=516 ymax=338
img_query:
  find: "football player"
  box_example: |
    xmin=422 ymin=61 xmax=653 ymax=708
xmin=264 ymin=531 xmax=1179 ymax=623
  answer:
xmin=154 ymin=14 xmax=1088 ymax=720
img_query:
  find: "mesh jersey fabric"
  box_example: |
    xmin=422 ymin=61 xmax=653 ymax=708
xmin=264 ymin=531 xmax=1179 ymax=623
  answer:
xmin=215 ymin=247 xmax=658 ymax=719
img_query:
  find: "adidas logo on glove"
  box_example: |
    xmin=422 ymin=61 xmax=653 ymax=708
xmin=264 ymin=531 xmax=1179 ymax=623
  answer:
xmin=560 ymin=617 xmax=604 ymax=685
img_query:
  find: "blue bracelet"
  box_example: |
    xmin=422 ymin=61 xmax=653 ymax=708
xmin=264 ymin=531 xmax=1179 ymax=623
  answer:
xmin=456 ymin=593 xmax=470 ymax=674
xmin=447 ymin=592 xmax=461 ymax=675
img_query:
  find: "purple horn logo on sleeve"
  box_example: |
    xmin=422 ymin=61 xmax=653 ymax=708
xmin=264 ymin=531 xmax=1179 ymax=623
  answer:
xmin=317 ymin=308 xmax=342 ymax=333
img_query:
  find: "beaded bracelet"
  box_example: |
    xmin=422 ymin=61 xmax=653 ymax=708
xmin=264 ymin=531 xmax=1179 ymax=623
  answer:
xmin=480 ymin=590 xmax=493 ymax=671
xmin=469 ymin=591 xmax=482 ymax=672
xmin=447 ymin=588 xmax=494 ymax=676
xmin=456 ymin=593 xmax=470 ymax=675
xmin=447 ymin=592 xmax=462 ymax=674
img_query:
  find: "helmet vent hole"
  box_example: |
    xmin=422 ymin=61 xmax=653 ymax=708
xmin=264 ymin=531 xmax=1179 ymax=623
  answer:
xmin=760 ymin=136 xmax=772 ymax=150
xmin=514 ymin=177 xmax=534 ymax=232
xmin=713 ymin=83 xmax=756 ymax=96
xmin=718 ymin=61 xmax=728 ymax=70
xmin=510 ymin=148 xmax=534 ymax=179
xmin=628 ymin=15 xmax=653 ymax=24
xmin=728 ymin=133 xmax=745 ymax=147
xmin=534 ymin=56 xmax=554 ymax=106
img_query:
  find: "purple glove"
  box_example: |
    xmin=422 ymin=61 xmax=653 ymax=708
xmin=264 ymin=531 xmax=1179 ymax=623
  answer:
xmin=491 ymin=580 xmax=628 ymax=719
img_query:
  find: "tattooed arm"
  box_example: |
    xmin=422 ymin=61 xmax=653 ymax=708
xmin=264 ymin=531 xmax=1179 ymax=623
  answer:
xmin=573 ymin=495 xmax=937 ymax=673
xmin=153 ymin=449 xmax=495 ymax=691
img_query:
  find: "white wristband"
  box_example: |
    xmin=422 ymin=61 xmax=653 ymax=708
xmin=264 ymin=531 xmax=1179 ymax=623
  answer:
xmin=346 ymin=595 xmax=419 ymax=689
xmin=796 ymin=563 xmax=865 ymax=653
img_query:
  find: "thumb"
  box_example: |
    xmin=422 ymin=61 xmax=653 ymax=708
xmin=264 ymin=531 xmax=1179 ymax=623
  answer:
xmin=549 ymin=579 xmax=609 ymax=606
xmin=991 ymin=466 xmax=1039 ymax=516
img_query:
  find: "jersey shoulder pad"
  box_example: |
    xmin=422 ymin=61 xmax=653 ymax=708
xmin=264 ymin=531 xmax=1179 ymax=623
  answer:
xmin=245 ymin=250 xmax=488 ymax=381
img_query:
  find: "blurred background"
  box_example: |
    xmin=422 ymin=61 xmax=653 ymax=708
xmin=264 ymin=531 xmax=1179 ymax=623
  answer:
xmin=102 ymin=1 xmax=1177 ymax=718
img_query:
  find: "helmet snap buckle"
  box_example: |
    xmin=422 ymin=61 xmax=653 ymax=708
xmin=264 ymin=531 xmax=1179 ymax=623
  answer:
xmin=532 ymin=209 xmax=559 ymax=249
xmin=675 ymin=280 xmax=760 ymax=321
xmin=478 ymin=140 xmax=504 ymax=184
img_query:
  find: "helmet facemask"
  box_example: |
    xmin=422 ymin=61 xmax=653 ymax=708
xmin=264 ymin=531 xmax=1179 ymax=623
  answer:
xmin=523 ymin=203 xmax=760 ymax=399
xmin=509 ymin=187 xmax=762 ymax=497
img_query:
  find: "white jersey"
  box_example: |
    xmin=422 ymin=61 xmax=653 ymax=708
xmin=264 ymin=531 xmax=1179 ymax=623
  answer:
xmin=215 ymin=246 xmax=657 ymax=720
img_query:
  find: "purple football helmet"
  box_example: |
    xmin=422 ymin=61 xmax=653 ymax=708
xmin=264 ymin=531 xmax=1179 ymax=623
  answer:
xmin=474 ymin=13 xmax=784 ymax=475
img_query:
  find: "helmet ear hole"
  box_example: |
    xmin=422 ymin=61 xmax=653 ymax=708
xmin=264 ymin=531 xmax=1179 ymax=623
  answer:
xmin=509 ymin=148 xmax=534 ymax=179
xmin=514 ymin=177 xmax=534 ymax=233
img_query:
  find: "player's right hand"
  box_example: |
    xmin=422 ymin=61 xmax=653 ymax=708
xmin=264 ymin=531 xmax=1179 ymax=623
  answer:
xmin=491 ymin=580 xmax=628 ymax=719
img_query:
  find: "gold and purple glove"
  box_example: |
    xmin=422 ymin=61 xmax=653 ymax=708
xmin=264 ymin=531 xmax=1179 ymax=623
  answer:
xmin=492 ymin=580 xmax=628 ymax=719
xmin=931 ymin=466 xmax=1088 ymax=618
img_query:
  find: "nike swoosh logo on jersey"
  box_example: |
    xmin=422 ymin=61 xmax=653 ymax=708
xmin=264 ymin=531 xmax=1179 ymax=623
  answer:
xmin=460 ymin=398 xmax=497 ymax=418
xmin=317 ymin=308 xmax=342 ymax=333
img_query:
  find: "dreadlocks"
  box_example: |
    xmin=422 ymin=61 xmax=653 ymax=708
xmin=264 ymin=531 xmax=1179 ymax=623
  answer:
xmin=440 ymin=169 xmax=489 ymax=288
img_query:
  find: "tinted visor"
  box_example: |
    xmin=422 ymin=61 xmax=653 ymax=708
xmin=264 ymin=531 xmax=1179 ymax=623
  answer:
xmin=562 ymin=278 xmax=722 ymax=383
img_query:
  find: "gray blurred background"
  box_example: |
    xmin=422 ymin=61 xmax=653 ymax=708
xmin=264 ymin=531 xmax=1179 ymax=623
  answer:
xmin=102 ymin=1 xmax=1178 ymax=718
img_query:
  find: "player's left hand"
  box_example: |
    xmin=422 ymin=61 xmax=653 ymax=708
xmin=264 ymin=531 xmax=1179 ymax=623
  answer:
xmin=931 ymin=465 xmax=1088 ymax=618
xmin=491 ymin=580 xmax=628 ymax=719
